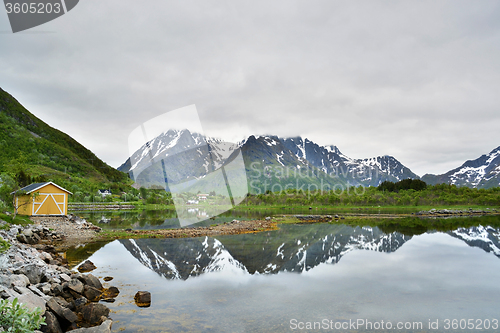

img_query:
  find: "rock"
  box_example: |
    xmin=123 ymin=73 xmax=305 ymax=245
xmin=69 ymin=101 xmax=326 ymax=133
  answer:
xmin=78 ymin=260 xmax=97 ymax=273
xmin=47 ymin=297 xmax=78 ymax=323
xmin=0 ymin=274 xmax=30 ymax=288
xmin=59 ymin=273 xmax=71 ymax=283
xmin=53 ymin=296 xmax=71 ymax=309
xmin=100 ymin=298 xmax=115 ymax=303
xmin=81 ymin=303 xmax=110 ymax=326
xmin=83 ymin=285 xmax=102 ymax=302
xmin=67 ymin=278 xmax=84 ymax=294
xmin=13 ymin=286 xmax=31 ymax=295
xmin=39 ymin=252 xmax=53 ymax=263
xmin=69 ymin=319 xmax=112 ymax=333
xmin=16 ymin=234 xmax=29 ymax=244
xmin=14 ymin=264 xmax=44 ymax=284
xmin=134 ymin=291 xmax=151 ymax=307
xmin=81 ymin=274 xmax=103 ymax=290
xmin=41 ymin=311 xmax=63 ymax=333
xmin=12 ymin=289 xmax=46 ymax=313
xmin=73 ymin=296 xmax=88 ymax=311
xmin=28 ymin=285 xmax=48 ymax=298
xmin=50 ymin=283 xmax=63 ymax=296
xmin=37 ymin=283 xmax=52 ymax=295
xmin=102 ymin=286 xmax=119 ymax=299
xmin=103 ymin=277 xmax=113 ymax=282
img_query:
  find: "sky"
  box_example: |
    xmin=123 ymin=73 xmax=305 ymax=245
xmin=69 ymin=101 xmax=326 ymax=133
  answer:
xmin=1 ymin=0 xmax=499 ymax=176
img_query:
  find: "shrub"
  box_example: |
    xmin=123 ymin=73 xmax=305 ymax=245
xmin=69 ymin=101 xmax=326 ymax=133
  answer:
xmin=0 ymin=298 xmax=46 ymax=332
xmin=0 ymin=238 xmax=11 ymax=254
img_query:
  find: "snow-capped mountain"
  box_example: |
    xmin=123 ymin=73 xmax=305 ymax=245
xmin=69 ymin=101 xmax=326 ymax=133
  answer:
xmin=119 ymin=225 xmax=411 ymax=279
xmin=422 ymin=146 xmax=500 ymax=188
xmin=119 ymin=130 xmax=420 ymax=192
xmin=119 ymin=129 xmax=240 ymax=189
xmin=280 ymin=136 xmax=419 ymax=186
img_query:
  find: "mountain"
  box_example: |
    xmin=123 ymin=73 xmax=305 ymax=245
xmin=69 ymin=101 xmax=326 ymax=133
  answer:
xmin=120 ymin=130 xmax=419 ymax=193
xmin=280 ymin=136 xmax=419 ymax=186
xmin=0 ymin=87 xmax=127 ymax=183
xmin=422 ymin=146 xmax=500 ymax=189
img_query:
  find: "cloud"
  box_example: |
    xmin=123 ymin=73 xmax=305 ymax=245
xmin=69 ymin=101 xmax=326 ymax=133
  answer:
xmin=1 ymin=0 xmax=499 ymax=176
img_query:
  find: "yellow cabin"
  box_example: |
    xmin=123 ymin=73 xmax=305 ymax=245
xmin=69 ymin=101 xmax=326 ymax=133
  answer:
xmin=12 ymin=182 xmax=72 ymax=216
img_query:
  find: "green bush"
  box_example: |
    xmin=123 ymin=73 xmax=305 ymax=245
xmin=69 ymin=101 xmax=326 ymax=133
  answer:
xmin=0 ymin=298 xmax=46 ymax=332
xmin=0 ymin=238 xmax=11 ymax=253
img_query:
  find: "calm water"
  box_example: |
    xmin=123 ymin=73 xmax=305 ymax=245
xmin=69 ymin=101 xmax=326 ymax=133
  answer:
xmin=72 ymin=206 xmax=423 ymax=230
xmin=68 ymin=216 xmax=500 ymax=332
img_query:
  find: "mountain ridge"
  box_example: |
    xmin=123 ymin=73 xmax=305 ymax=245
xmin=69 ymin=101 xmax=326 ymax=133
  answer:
xmin=0 ymin=87 xmax=128 ymax=185
xmin=120 ymin=129 xmax=500 ymax=190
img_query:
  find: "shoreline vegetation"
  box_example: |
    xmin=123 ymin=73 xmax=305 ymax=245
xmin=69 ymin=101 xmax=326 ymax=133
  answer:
xmin=63 ymin=183 xmax=500 ymax=212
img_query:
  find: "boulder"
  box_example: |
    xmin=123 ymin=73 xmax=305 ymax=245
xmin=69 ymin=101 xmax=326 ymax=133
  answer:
xmin=36 ymin=283 xmax=52 ymax=295
xmin=0 ymin=273 xmax=30 ymax=288
xmin=78 ymin=260 xmax=96 ymax=273
xmin=69 ymin=319 xmax=112 ymax=333
xmin=47 ymin=297 xmax=78 ymax=323
xmin=81 ymin=274 xmax=103 ymax=290
xmin=53 ymin=296 xmax=71 ymax=309
xmin=73 ymin=296 xmax=89 ymax=312
xmin=83 ymin=285 xmax=102 ymax=302
xmin=50 ymin=283 xmax=63 ymax=296
xmin=12 ymin=289 xmax=46 ymax=313
xmin=14 ymin=264 xmax=44 ymax=284
xmin=59 ymin=273 xmax=71 ymax=283
xmin=67 ymin=278 xmax=84 ymax=294
xmin=102 ymin=286 xmax=119 ymax=299
xmin=134 ymin=291 xmax=151 ymax=307
xmin=41 ymin=311 xmax=63 ymax=333
xmin=81 ymin=303 xmax=110 ymax=326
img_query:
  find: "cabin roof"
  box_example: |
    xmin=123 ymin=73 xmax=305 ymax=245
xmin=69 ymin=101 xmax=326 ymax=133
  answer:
xmin=11 ymin=182 xmax=73 ymax=195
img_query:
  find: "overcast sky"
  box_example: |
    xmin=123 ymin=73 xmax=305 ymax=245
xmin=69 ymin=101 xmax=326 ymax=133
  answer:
xmin=1 ymin=0 xmax=499 ymax=176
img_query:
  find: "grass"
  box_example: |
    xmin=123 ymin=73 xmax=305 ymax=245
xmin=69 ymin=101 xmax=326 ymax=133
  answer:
xmin=0 ymin=213 xmax=33 ymax=226
xmin=96 ymin=230 xmax=160 ymax=242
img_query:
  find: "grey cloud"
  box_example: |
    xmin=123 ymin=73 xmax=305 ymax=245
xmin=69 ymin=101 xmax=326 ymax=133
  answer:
xmin=0 ymin=0 xmax=499 ymax=177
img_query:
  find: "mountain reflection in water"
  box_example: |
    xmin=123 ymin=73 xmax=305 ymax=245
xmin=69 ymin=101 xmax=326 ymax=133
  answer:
xmin=120 ymin=225 xmax=412 ymax=280
xmin=69 ymin=222 xmax=500 ymax=333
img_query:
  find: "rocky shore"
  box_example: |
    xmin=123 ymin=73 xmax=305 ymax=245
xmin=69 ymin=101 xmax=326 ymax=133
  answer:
xmin=117 ymin=218 xmax=278 ymax=239
xmin=414 ymin=208 xmax=498 ymax=216
xmin=0 ymin=221 xmax=119 ymax=332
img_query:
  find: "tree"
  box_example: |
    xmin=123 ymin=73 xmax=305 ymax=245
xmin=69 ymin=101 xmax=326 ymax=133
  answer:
xmin=12 ymin=190 xmax=39 ymax=220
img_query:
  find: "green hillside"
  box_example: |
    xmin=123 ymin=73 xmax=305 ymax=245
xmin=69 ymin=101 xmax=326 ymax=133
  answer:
xmin=0 ymin=87 xmax=131 ymax=203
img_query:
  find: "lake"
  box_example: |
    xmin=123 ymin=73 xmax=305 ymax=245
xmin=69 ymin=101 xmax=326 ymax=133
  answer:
xmin=67 ymin=215 xmax=500 ymax=332
xmin=72 ymin=206 xmax=424 ymax=230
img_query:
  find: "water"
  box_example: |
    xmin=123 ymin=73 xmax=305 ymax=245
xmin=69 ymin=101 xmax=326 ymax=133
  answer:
xmin=67 ymin=216 xmax=500 ymax=332
xmin=72 ymin=206 xmax=424 ymax=230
